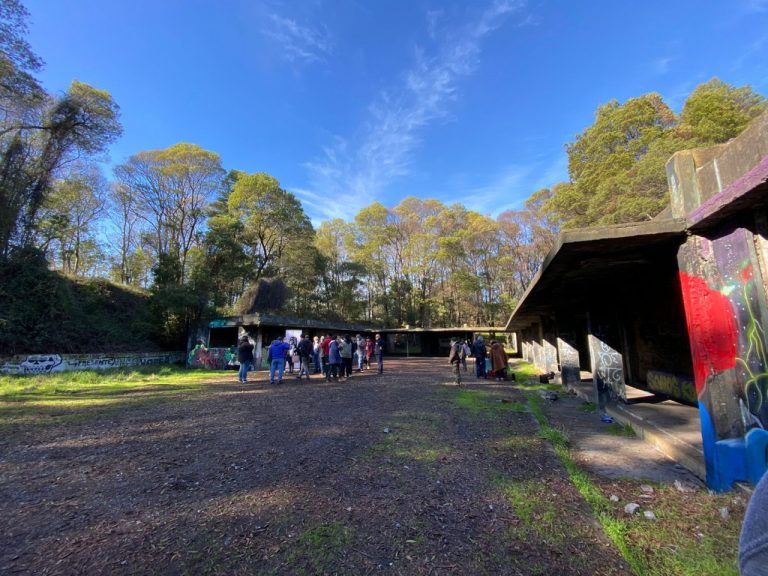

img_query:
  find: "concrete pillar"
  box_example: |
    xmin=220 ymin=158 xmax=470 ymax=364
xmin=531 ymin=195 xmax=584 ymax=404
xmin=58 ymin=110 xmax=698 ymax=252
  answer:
xmin=556 ymin=321 xmax=582 ymax=390
xmin=587 ymin=310 xmax=625 ymax=409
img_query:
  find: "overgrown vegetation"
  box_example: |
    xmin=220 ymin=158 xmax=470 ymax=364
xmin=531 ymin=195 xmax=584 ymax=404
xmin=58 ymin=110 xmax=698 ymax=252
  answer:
xmin=0 ymin=247 xmax=159 ymax=354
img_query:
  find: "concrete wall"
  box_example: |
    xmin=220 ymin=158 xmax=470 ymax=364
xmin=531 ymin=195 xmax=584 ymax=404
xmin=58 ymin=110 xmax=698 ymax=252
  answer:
xmin=0 ymin=351 xmax=185 ymax=375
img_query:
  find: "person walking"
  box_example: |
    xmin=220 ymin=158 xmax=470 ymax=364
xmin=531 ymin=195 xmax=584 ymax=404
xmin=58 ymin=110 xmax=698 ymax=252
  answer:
xmin=490 ymin=340 xmax=509 ymax=381
xmin=340 ymin=334 xmax=354 ymax=379
xmin=297 ymin=334 xmax=313 ymax=380
xmin=268 ymin=336 xmax=290 ymax=385
xmin=237 ymin=335 xmax=254 ymax=384
xmin=448 ymin=337 xmax=463 ymax=386
xmin=374 ymin=333 xmax=385 ymax=374
xmin=472 ymin=335 xmax=487 ymax=379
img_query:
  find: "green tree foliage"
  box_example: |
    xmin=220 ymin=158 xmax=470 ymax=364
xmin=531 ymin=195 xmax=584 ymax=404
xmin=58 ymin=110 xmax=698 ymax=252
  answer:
xmin=36 ymin=163 xmax=107 ymax=275
xmin=680 ymin=78 xmax=767 ymax=144
xmin=113 ymin=143 xmax=225 ymax=281
xmin=549 ymin=79 xmax=765 ymax=228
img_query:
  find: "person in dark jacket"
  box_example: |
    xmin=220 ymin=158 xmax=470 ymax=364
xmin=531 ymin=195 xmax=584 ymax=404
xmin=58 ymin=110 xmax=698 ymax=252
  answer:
xmin=296 ymin=334 xmax=313 ymax=380
xmin=472 ymin=336 xmax=487 ymax=379
xmin=237 ymin=336 xmax=255 ymax=384
xmin=374 ymin=334 xmax=385 ymax=374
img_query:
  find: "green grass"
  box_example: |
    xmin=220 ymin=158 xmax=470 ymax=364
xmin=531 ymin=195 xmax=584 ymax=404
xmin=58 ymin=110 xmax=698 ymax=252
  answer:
xmin=579 ymin=401 xmax=597 ymax=413
xmin=510 ymin=360 xmax=562 ymax=391
xmin=0 ymin=365 xmax=226 ymax=428
xmin=286 ymin=522 xmax=352 ymax=575
xmin=494 ymin=476 xmax=568 ymax=544
xmin=361 ymin=410 xmax=450 ymax=465
xmin=453 ymin=388 xmax=527 ymax=416
xmin=606 ymin=422 xmax=637 ymax=437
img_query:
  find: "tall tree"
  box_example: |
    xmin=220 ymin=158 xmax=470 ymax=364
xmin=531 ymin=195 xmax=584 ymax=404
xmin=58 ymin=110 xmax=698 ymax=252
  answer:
xmin=113 ymin=143 xmax=224 ymax=281
xmin=0 ymin=79 xmax=121 ymax=257
xmin=36 ymin=163 xmax=107 ymax=275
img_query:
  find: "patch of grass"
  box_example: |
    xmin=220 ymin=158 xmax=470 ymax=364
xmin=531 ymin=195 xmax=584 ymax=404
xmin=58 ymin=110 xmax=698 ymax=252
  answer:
xmin=579 ymin=401 xmax=597 ymax=413
xmin=0 ymin=366 xmax=226 ymax=429
xmin=453 ymin=389 xmax=527 ymax=416
xmin=286 ymin=522 xmax=352 ymax=575
xmin=494 ymin=477 xmax=568 ymax=544
xmin=606 ymin=422 xmax=636 ymax=437
xmin=361 ymin=412 xmax=450 ymax=464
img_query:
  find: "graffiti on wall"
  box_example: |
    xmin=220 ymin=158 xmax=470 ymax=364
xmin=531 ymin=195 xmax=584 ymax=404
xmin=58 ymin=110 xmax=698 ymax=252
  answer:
xmin=187 ymin=345 xmax=237 ymax=369
xmin=0 ymin=352 xmax=184 ymax=375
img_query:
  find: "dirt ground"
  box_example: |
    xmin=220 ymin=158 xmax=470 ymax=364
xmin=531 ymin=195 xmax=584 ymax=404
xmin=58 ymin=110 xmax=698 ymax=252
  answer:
xmin=0 ymin=358 xmax=728 ymax=575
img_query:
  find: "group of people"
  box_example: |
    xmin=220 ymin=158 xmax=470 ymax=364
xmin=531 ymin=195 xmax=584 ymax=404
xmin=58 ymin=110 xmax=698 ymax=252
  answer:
xmin=449 ymin=335 xmax=510 ymax=386
xmin=237 ymin=333 xmax=386 ymax=385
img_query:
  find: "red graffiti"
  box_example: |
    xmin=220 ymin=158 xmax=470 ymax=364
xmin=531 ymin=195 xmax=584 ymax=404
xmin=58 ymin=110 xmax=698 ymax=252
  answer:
xmin=679 ymin=272 xmax=738 ymax=394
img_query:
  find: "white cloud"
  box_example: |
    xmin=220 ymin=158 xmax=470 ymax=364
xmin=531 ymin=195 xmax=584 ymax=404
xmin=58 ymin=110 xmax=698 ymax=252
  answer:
xmin=745 ymin=0 xmax=768 ymax=12
xmin=263 ymin=13 xmax=333 ymax=65
xmin=653 ymin=56 xmax=674 ymax=74
xmin=303 ymin=1 xmax=525 ymax=221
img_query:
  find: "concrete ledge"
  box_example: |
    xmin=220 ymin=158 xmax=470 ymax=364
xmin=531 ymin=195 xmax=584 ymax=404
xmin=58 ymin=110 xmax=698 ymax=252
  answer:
xmin=607 ymin=402 xmax=706 ymax=482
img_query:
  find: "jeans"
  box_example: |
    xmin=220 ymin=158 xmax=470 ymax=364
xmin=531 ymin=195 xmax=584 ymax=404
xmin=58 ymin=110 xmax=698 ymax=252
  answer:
xmin=239 ymin=360 xmax=251 ymax=382
xmin=475 ymin=357 xmax=486 ymax=378
xmin=299 ymin=357 xmax=311 ymax=378
xmin=377 ymin=354 xmax=383 ymax=373
xmin=313 ymin=351 xmax=321 ymax=372
xmin=356 ymin=351 xmax=364 ymax=370
xmin=270 ymin=359 xmax=285 ymax=383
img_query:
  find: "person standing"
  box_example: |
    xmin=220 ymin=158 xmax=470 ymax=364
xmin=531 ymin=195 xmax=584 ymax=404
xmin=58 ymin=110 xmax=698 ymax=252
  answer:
xmin=448 ymin=337 xmax=463 ymax=386
xmin=374 ymin=333 xmax=385 ymax=374
xmin=472 ymin=336 xmax=487 ymax=379
xmin=320 ymin=333 xmax=333 ymax=380
xmin=340 ymin=334 xmax=354 ymax=379
xmin=237 ymin=336 xmax=254 ymax=384
xmin=355 ymin=334 xmax=366 ymax=372
xmin=365 ymin=336 xmax=374 ymax=370
xmin=490 ymin=340 xmax=509 ymax=381
xmin=268 ymin=336 xmax=290 ymax=385
xmin=297 ymin=334 xmax=313 ymax=380
xmin=461 ymin=339 xmax=470 ymax=372
xmin=327 ymin=334 xmax=342 ymax=381
xmin=312 ymin=336 xmax=322 ymax=373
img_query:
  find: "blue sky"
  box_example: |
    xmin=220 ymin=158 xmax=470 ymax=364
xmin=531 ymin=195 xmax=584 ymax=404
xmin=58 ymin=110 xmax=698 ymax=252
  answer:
xmin=24 ymin=0 xmax=768 ymax=223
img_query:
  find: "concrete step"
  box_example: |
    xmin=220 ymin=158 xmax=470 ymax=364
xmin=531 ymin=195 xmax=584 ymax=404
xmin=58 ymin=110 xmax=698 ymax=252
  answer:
xmin=607 ymin=402 xmax=706 ymax=482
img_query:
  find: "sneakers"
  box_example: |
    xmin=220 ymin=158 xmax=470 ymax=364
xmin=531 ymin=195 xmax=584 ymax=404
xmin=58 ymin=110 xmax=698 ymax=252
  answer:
xmin=269 ymin=380 xmax=275 ymax=385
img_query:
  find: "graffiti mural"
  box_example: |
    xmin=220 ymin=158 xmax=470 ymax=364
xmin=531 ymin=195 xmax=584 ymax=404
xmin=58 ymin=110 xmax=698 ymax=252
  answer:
xmin=19 ymin=354 xmax=64 ymax=374
xmin=678 ymin=227 xmax=768 ymax=489
xmin=187 ymin=345 xmax=237 ymax=369
xmin=0 ymin=352 xmax=185 ymax=375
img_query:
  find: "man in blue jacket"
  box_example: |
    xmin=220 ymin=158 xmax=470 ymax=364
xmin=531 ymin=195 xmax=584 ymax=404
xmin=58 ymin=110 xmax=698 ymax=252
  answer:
xmin=268 ymin=336 xmax=291 ymax=385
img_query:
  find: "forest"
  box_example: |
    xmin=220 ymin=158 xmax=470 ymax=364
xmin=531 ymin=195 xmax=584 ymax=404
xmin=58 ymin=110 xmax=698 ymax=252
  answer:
xmin=1 ymin=0 xmax=765 ymax=353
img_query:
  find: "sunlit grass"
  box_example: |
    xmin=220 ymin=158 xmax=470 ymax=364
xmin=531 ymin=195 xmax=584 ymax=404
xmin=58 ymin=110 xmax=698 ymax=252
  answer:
xmin=453 ymin=388 xmax=527 ymax=416
xmin=0 ymin=365 xmax=229 ymax=428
